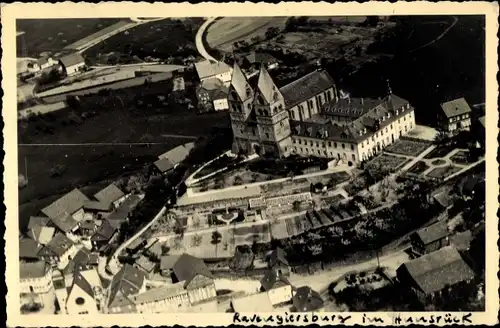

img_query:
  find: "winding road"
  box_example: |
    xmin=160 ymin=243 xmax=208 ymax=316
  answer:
xmin=195 ymin=17 xmax=218 ymax=62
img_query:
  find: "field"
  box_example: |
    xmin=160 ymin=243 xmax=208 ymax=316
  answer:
xmin=386 ymin=139 xmax=431 ymax=156
xmin=84 ymin=18 xmax=203 ymax=65
xmin=205 ymin=17 xmax=288 ymax=52
xmin=16 ymin=18 xmax=126 ymax=56
xmin=18 ymin=84 xmax=231 ymax=224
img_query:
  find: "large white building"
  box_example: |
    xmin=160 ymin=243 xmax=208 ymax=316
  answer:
xmin=228 ymin=63 xmax=416 ymax=162
xmin=195 ymin=60 xmax=233 ymax=86
xmin=19 ymin=261 xmax=53 ymax=294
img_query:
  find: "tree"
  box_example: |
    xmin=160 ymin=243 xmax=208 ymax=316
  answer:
xmin=50 ymin=164 xmax=67 ymax=178
xmin=173 ymin=235 xmax=183 ymax=250
xmin=211 ymin=230 xmax=222 ymax=245
xmin=293 ymin=200 xmax=302 ymax=212
xmin=365 ymin=16 xmax=380 ymax=27
xmin=265 ymin=26 xmax=280 ymax=40
xmin=173 ymin=218 xmax=185 ymax=236
xmin=191 ymin=234 xmax=202 ymax=247
xmin=161 ymin=244 xmax=170 ymax=255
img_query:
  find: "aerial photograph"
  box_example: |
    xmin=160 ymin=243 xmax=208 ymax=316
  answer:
xmin=17 ymin=15 xmax=486 ymax=315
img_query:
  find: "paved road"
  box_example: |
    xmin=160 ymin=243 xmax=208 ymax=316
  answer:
xmin=107 ymin=206 xmax=167 ymax=274
xmin=195 ymin=17 xmax=218 ymax=62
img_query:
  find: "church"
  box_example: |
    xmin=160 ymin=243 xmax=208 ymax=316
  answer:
xmin=228 ymin=63 xmax=416 ymax=164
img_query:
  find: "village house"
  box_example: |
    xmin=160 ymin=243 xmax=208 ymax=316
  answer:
xmin=27 ymin=216 xmax=51 ymax=231
xmin=93 ymin=183 xmax=129 ymax=209
xmin=438 ymin=97 xmax=472 ymax=135
xmin=83 ymin=201 xmax=114 ymax=219
xmin=19 ymin=237 xmax=42 ymax=262
xmin=229 ymin=63 xmax=416 ymax=160
xmin=125 ymin=237 xmax=147 ymax=255
xmin=196 ymin=78 xmax=230 ymax=113
xmin=27 ymin=56 xmax=57 ymax=73
xmin=58 ymin=52 xmax=86 ymax=76
xmin=37 ymin=233 xmax=78 ymax=270
xmin=172 ymin=76 xmax=186 ymax=92
xmin=396 ymin=246 xmax=476 ymax=304
xmin=292 ymin=286 xmax=324 ymax=312
xmin=238 ymin=52 xmax=279 ymax=72
xmin=106 ymin=194 xmax=144 ymax=229
xmin=134 ymin=255 xmax=157 ymax=275
xmin=172 ymin=253 xmax=217 ymax=304
xmin=143 ymin=239 xmax=163 ymax=260
xmin=410 ymin=220 xmax=452 ymax=256
xmin=41 ymin=188 xmax=90 ymax=233
xmin=194 ymin=60 xmax=233 ymax=85
xmin=230 ymin=292 xmax=274 ymax=312
xmin=19 ymin=260 xmax=53 ymax=294
xmin=63 ymin=247 xmax=99 ymax=279
xmin=26 ymin=225 xmax=55 ymax=246
xmin=78 ymin=219 xmax=99 ymax=238
xmin=90 ymin=220 xmax=118 ymax=253
xmin=152 ymin=142 xmax=195 ymax=176
xmin=160 ymin=255 xmax=181 ymax=278
xmin=260 ymin=269 xmax=294 ymax=306
xmin=267 ymin=247 xmax=290 ymax=276
xmin=107 ymin=264 xmax=147 ymax=314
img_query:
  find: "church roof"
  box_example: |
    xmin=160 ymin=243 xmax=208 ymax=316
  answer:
xmin=279 ymin=70 xmax=335 ymax=108
xmin=230 ymin=63 xmax=253 ymax=102
xmin=256 ymin=65 xmax=282 ymax=104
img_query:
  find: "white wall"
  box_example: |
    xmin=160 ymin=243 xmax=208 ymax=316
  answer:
xmin=66 ymin=284 xmax=99 ymax=315
xmin=20 ymin=268 xmax=53 ymax=294
xmin=213 ymin=98 xmax=229 ymax=111
xmin=72 ymin=208 xmax=85 ymax=222
xmin=66 ymin=62 xmax=86 ymax=76
xmin=268 ymin=285 xmax=293 ymax=305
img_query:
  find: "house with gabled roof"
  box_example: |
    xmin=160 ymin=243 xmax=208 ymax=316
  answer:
xmin=172 ymin=253 xmax=217 ymax=304
xmin=41 ymin=188 xmax=90 ymax=232
xmin=267 ymin=247 xmax=290 ymax=276
xmin=38 ymin=233 xmax=77 ymax=269
xmin=107 ymin=264 xmax=147 ymax=314
xmin=396 ymin=246 xmax=475 ymax=303
xmin=26 ymin=225 xmax=55 ymax=246
xmin=19 ymin=237 xmax=43 ymax=262
xmin=59 ymin=52 xmax=86 ymax=76
xmin=152 ymin=142 xmax=195 ymax=176
xmin=91 ymin=220 xmax=118 ymax=252
xmin=20 ymin=260 xmax=53 ymax=294
xmin=410 ymin=220 xmax=452 ymax=256
xmin=196 ymin=78 xmax=230 ymax=112
xmin=93 ymin=183 xmax=128 ymax=209
xmin=195 ymin=60 xmax=233 ymax=85
xmin=27 ymin=216 xmax=50 ymax=230
xmin=292 ymin=286 xmax=324 ymax=312
xmin=260 ymin=269 xmax=294 ymax=306
xmin=438 ymin=97 xmax=472 ymax=134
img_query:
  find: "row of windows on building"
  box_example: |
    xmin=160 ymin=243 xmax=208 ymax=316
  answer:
xmin=449 ymin=114 xmax=469 ymax=122
xmin=289 ymin=90 xmax=333 ymax=120
xmin=292 ymin=138 xmax=355 ymax=151
xmin=291 ymin=146 xmax=357 ymax=161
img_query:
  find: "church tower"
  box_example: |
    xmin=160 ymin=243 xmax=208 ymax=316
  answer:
xmin=228 ymin=63 xmax=259 ymax=155
xmin=253 ymin=65 xmax=292 ymax=157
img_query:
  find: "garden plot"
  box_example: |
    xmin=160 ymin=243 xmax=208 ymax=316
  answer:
xmin=424 ymin=144 xmax=457 ymax=159
xmin=450 ymin=150 xmax=474 ymax=165
xmin=426 ymin=165 xmax=462 ymax=180
xmin=366 ymin=154 xmax=411 ymax=172
xmin=386 ymin=138 xmax=431 ymax=156
xmin=407 ymin=161 xmax=430 ymax=175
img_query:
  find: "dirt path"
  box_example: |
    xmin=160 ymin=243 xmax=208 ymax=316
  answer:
xmin=409 ymin=16 xmax=458 ymax=53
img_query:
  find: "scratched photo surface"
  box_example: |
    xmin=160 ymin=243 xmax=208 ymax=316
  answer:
xmin=3 ymin=2 xmax=498 ymax=327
